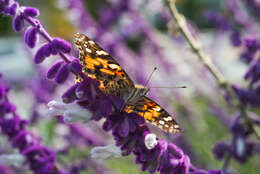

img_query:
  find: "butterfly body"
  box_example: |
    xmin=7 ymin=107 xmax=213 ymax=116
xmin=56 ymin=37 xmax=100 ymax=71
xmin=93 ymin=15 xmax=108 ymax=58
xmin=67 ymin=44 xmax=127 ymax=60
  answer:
xmin=74 ymin=33 xmax=180 ymax=134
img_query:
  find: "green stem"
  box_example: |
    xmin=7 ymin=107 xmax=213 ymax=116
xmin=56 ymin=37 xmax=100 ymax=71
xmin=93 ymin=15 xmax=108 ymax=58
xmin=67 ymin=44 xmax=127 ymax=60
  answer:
xmin=167 ymin=0 xmax=228 ymax=89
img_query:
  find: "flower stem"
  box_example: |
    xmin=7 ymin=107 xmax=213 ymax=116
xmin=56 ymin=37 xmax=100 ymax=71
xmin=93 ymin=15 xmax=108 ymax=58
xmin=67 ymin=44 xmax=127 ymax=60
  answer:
xmin=222 ymin=152 xmax=232 ymax=174
xmin=166 ymin=0 xmax=260 ymax=137
xmin=167 ymin=0 xmax=228 ymax=89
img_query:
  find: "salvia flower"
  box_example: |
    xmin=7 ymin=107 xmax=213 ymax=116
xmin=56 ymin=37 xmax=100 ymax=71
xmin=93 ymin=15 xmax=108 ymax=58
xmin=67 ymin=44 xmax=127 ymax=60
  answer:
xmin=47 ymin=100 xmax=93 ymax=123
xmin=34 ymin=43 xmax=53 ymax=64
xmin=68 ymin=59 xmax=82 ymax=74
xmin=62 ymin=83 xmax=79 ymax=104
xmin=230 ymin=30 xmax=242 ymax=47
xmin=57 ymin=75 xmax=221 ymax=174
xmin=232 ymin=84 xmax=260 ymax=107
xmin=244 ymin=59 xmax=260 ymax=87
xmin=47 ymin=60 xmax=65 ymax=79
xmin=0 ymin=0 xmax=76 ymax=84
xmin=90 ymin=144 xmax=122 ymax=159
xmin=52 ymin=37 xmax=72 ymax=54
xmin=23 ymin=7 xmax=39 ymax=17
xmin=213 ymin=115 xmax=255 ymax=163
xmin=0 ymin=1 xmax=223 ymax=173
xmin=12 ymin=14 xmax=25 ymax=32
xmin=203 ymin=10 xmax=230 ymax=31
xmin=245 ymin=0 xmax=260 ymax=17
xmin=55 ymin=63 xmax=70 ymax=84
xmin=240 ymin=37 xmax=260 ymax=64
xmin=213 ymin=141 xmax=231 ymax=160
xmin=0 ymin=77 xmax=66 ymax=174
xmin=145 ymin=133 xmax=158 ymax=150
xmin=24 ymin=26 xmax=38 ymax=48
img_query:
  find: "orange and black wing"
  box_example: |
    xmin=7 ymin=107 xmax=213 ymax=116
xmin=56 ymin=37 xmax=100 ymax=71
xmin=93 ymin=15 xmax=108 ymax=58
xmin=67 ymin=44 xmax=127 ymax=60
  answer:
xmin=74 ymin=33 xmax=134 ymax=95
xmin=125 ymin=96 xmax=180 ymax=134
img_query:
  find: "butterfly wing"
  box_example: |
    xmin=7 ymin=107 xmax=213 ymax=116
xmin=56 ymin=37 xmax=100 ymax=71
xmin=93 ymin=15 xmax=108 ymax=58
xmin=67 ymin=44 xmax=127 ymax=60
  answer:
xmin=125 ymin=96 xmax=180 ymax=134
xmin=74 ymin=33 xmax=134 ymax=95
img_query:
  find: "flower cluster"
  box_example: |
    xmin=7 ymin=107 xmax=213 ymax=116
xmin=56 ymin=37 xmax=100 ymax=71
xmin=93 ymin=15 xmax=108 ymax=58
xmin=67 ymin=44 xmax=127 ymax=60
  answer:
xmin=60 ymin=73 xmax=221 ymax=174
xmin=204 ymin=10 xmax=230 ymax=31
xmin=0 ymin=0 xmax=83 ymax=85
xmin=205 ymin=2 xmax=260 ymax=169
xmin=213 ymin=115 xmax=254 ymax=163
xmin=204 ymin=9 xmax=243 ymax=47
xmin=232 ymin=37 xmax=260 ymax=107
xmin=0 ymin=76 xmax=66 ymax=174
xmin=244 ymin=0 xmax=260 ymax=17
xmin=240 ymin=37 xmax=260 ymax=64
xmin=0 ymin=1 xmax=224 ymax=173
xmin=8 ymin=0 xmax=258 ymax=174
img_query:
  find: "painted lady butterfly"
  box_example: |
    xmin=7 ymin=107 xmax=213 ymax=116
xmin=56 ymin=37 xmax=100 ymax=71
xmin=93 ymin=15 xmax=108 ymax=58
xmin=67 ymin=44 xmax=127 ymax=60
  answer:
xmin=74 ymin=33 xmax=180 ymax=134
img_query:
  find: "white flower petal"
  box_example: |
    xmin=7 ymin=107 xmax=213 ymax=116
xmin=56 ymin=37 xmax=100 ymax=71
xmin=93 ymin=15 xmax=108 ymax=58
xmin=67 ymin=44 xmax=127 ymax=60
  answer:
xmin=145 ymin=133 xmax=158 ymax=150
xmin=91 ymin=144 xmax=122 ymax=160
xmin=46 ymin=100 xmax=93 ymax=123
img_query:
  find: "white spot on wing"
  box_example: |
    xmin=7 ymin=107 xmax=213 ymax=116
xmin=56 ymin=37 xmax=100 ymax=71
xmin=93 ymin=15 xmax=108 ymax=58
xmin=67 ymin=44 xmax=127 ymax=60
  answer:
xmin=85 ymin=48 xmax=92 ymax=53
xmin=108 ymin=64 xmax=120 ymax=69
xmin=96 ymin=50 xmax=109 ymax=55
xmin=164 ymin=116 xmax=172 ymax=121
xmin=153 ymin=106 xmax=161 ymax=111
xmin=88 ymin=40 xmax=95 ymax=45
xmin=159 ymin=120 xmax=165 ymax=125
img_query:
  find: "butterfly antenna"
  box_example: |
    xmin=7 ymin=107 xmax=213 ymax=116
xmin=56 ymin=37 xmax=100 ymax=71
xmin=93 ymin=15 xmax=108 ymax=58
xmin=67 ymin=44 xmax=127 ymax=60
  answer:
xmin=150 ymin=86 xmax=187 ymax=89
xmin=145 ymin=67 xmax=157 ymax=87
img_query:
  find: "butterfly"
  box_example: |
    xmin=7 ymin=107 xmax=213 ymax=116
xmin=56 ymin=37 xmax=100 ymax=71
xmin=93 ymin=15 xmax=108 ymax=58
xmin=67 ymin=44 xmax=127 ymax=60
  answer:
xmin=74 ymin=33 xmax=180 ymax=134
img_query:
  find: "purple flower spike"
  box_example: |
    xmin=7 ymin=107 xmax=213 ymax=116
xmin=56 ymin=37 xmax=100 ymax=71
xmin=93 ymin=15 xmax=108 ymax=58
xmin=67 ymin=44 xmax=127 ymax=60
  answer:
xmin=230 ymin=31 xmax=241 ymax=47
xmin=23 ymin=7 xmax=39 ymax=17
xmin=34 ymin=43 xmax=52 ymax=64
xmin=109 ymin=95 xmax=125 ymax=111
xmin=8 ymin=2 xmax=17 ymax=16
xmin=118 ymin=116 xmax=130 ymax=137
xmin=167 ymin=143 xmax=183 ymax=159
xmin=232 ymin=84 xmax=260 ymax=107
xmin=93 ymin=98 xmax=113 ymax=119
xmin=13 ymin=14 xmax=24 ymax=32
xmin=0 ymin=76 xmax=66 ymax=174
xmin=170 ymin=155 xmax=190 ymax=174
xmin=244 ymin=37 xmax=258 ymax=52
xmin=244 ymin=60 xmax=260 ymax=84
xmin=47 ymin=60 xmax=64 ymax=79
xmin=52 ymin=38 xmax=72 ymax=53
xmin=24 ymin=26 xmax=38 ymax=48
xmin=62 ymin=83 xmax=79 ymax=103
xmin=232 ymin=136 xmax=253 ymax=163
xmin=0 ymin=86 xmax=7 ymax=101
xmin=75 ymin=77 xmax=101 ymax=101
xmin=75 ymin=79 xmax=91 ymax=99
xmin=55 ymin=63 xmax=70 ymax=84
xmin=69 ymin=59 xmax=82 ymax=74
xmin=208 ymin=170 xmax=222 ymax=174
xmin=213 ymin=141 xmax=230 ymax=160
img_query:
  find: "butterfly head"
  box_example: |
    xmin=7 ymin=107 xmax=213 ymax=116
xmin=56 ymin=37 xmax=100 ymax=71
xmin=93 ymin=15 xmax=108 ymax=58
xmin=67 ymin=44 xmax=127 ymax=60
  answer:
xmin=134 ymin=84 xmax=150 ymax=96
